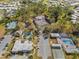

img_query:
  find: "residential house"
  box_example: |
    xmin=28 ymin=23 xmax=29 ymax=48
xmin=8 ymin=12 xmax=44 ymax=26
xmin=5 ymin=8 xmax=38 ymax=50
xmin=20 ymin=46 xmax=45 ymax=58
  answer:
xmin=12 ymin=40 xmax=33 ymax=53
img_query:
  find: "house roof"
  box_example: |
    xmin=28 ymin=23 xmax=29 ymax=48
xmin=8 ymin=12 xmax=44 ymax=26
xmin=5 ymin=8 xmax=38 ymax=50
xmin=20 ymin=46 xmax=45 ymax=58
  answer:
xmin=59 ymin=33 xmax=68 ymax=38
xmin=50 ymin=33 xmax=60 ymax=37
xmin=12 ymin=40 xmax=33 ymax=52
xmin=34 ymin=15 xmax=48 ymax=26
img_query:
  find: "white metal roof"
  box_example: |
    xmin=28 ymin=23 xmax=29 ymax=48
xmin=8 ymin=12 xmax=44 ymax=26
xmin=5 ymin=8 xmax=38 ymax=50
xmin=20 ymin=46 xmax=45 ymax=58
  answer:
xmin=50 ymin=33 xmax=60 ymax=37
xmin=52 ymin=44 xmax=62 ymax=47
xmin=12 ymin=40 xmax=33 ymax=52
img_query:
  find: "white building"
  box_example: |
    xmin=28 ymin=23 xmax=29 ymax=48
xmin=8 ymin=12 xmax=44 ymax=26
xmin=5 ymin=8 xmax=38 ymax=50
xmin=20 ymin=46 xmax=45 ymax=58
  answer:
xmin=12 ymin=40 xmax=33 ymax=53
xmin=50 ymin=33 xmax=60 ymax=38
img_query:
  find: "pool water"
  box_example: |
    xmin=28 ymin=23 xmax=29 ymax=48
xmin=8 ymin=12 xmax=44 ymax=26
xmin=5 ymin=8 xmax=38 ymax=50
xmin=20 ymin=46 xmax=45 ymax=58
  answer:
xmin=6 ymin=21 xmax=17 ymax=29
xmin=61 ymin=38 xmax=75 ymax=46
xmin=63 ymin=40 xmax=74 ymax=45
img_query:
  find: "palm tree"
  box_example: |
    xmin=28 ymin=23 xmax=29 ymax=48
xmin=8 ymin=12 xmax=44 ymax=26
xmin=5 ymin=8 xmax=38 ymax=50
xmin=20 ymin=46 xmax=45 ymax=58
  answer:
xmin=63 ymin=21 xmax=74 ymax=33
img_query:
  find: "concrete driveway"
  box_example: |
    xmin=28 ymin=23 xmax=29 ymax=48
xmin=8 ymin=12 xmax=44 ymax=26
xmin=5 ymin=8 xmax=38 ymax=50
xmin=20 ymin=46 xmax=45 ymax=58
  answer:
xmin=38 ymin=31 xmax=51 ymax=59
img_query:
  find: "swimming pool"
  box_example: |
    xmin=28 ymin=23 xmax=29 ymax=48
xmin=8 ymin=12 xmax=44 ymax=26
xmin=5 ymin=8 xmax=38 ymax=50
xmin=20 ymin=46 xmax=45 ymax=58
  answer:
xmin=61 ymin=38 xmax=75 ymax=46
xmin=6 ymin=21 xmax=17 ymax=29
xmin=63 ymin=40 xmax=74 ymax=46
xmin=58 ymin=38 xmax=76 ymax=53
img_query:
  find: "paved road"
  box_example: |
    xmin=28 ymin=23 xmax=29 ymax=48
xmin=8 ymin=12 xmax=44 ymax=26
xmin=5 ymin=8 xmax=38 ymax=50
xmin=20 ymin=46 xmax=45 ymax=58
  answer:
xmin=0 ymin=35 xmax=13 ymax=54
xmin=38 ymin=31 xmax=51 ymax=59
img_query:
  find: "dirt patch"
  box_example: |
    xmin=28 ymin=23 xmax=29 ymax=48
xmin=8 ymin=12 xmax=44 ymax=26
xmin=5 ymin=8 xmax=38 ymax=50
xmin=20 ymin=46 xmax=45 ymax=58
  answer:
xmin=0 ymin=25 xmax=5 ymax=39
